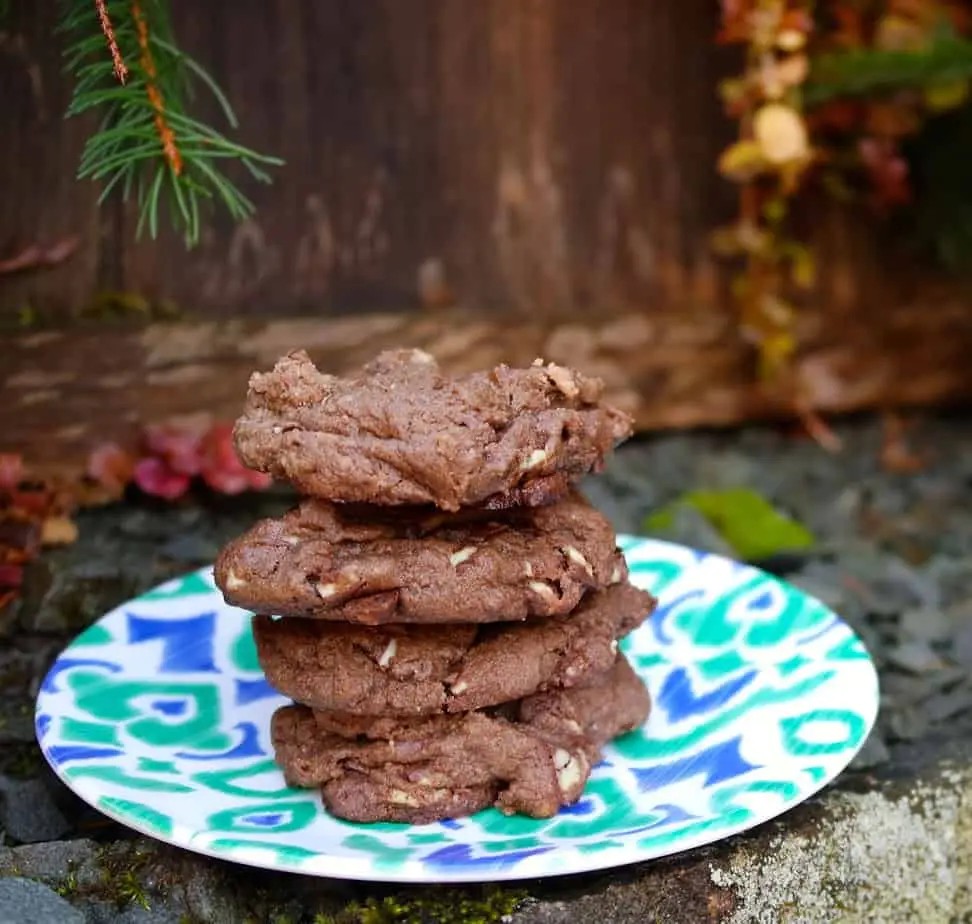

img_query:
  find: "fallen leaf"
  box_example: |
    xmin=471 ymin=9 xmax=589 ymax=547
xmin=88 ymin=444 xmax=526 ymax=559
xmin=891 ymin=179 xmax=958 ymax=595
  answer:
xmin=924 ymin=79 xmax=970 ymax=113
xmin=0 ymin=562 xmax=24 ymax=589
xmin=0 ymin=237 xmax=79 ymax=276
xmin=644 ymin=488 xmax=815 ymax=561
xmin=718 ymin=140 xmax=768 ymax=180
xmin=776 ymin=29 xmax=807 ymax=52
xmin=0 ymin=454 xmax=23 ymax=492
xmin=40 ymin=516 xmax=79 ymax=547
xmin=753 ymin=103 xmax=810 ymax=164
xmin=87 ymin=442 xmax=136 ymax=495
xmin=133 ymin=457 xmax=192 ymax=500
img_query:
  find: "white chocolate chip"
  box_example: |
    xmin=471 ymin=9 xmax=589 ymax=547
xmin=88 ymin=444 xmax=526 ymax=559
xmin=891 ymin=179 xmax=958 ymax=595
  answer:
xmin=555 ymin=751 xmax=585 ymax=794
xmin=545 ymin=364 xmax=580 ymax=399
xmin=523 ymin=561 xmax=534 ymax=577
xmin=610 ymin=639 xmax=619 ymax=654
xmin=282 ymin=534 xmax=301 ymax=546
xmin=528 ymin=581 xmax=558 ymax=603
xmin=223 ymin=569 xmax=246 ymax=591
xmin=388 ymin=789 xmax=420 ymax=806
xmin=449 ymin=546 xmax=477 ymax=567
xmin=449 ymin=680 xmax=469 ymax=696
xmin=519 ymin=449 xmax=547 ymax=472
xmin=377 ymin=638 xmax=398 ymax=668
xmin=609 ymin=564 xmax=624 ymax=585
xmin=562 ymin=545 xmax=593 ymax=576
xmin=563 ymin=719 xmax=583 ymax=734
xmin=554 ymin=748 xmax=572 ymax=770
xmin=315 ymin=582 xmax=338 ymax=600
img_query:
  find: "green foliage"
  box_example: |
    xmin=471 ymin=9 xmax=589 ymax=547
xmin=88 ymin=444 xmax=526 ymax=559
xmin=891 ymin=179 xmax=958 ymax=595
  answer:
xmin=59 ymin=0 xmax=282 ymax=247
xmin=644 ymin=488 xmax=815 ymax=562
xmin=314 ymin=888 xmax=528 ymax=924
xmin=806 ymin=26 xmax=972 ymax=105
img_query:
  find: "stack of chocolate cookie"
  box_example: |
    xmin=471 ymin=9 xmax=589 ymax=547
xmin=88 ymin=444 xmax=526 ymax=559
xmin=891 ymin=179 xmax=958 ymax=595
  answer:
xmin=214 ymin=348 xmax=656 ymax=824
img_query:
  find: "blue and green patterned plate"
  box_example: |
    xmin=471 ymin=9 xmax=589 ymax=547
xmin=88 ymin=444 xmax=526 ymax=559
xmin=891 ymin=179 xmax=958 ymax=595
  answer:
xmin=35 ymin=536 xmax=879 ymax=883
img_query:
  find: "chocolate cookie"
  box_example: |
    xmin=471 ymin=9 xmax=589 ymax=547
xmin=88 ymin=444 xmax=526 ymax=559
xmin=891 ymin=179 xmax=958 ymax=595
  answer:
xmin=215 ymin=490 xmax=626 ymax=625
xmin=271 ymin=654 xmax=650 ymax=823
xmin=232 ymin=349 xmax=633 ymax=510
xmin=252 ymin=581 xmax=656 ymax=715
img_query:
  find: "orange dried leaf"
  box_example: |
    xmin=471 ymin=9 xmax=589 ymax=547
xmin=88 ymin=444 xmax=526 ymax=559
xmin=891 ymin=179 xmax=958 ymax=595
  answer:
xmin=776 ymin=29 xmax=807 ymax=52
xmin=41 ymin=516 xmax=79 ymax=547
xmin=924 ymin=79 xmax=970 ymax=113
xmin=753 ymin=104 xmax=810 ymax=165
xmin=718 ymin=77 xmax=750 ymax=106
xmin=775 ymin=54 xmax=809 ymax=88
xmin=87 ymin=442 xmax=136 ymax=494
xmin=790 ymin=247 xmax=816 ymax=290
xmin=874 ymin=13 xmax=929 ymax=52
xmin=0 ymin=454 xmax=23 ymax=492
xmin=718 ymin=140 xmax=767 ymax=180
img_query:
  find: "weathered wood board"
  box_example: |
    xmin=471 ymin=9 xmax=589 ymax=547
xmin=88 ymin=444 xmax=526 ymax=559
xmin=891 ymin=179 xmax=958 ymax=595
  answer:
xmin=4 ymin=296 xmax=972 ymax=480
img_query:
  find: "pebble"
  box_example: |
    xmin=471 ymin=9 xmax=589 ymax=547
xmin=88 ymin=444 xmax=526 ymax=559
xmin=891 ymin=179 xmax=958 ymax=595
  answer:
xmin=157 ymin=534 xmax=221 ymax=564
xmin=642 ymin=504 xmax=738 ymax=559
xmin=0 ymin=840 xmax=102 ymax=888
xmin=0 ymin=777 xmax=70 ymax=844
xmin=849 ymin=731 xmax=891 ymax=770
xmin=899 ymin=607 xmax=952 ymax=644
xmin=0 ymin=878 xmax=85 ymax=924
xmin=951 ymin=621 xmax=972 ymax=670
xmin=84 ymin=903 xmax=183 ymax=924
xmin=884 ymin=640 xmax=945 ymax=675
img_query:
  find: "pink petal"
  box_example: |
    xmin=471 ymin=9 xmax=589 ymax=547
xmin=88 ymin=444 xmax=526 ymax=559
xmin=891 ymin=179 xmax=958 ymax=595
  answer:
xmin=87 ymin=443 xmax=135 ymax=491
xmin=133 ymin=458 xmax=191 ymax=500
xmin=143 ymin=424 xmax=203 ymax=476
xmin=0 ymin=453 xmax=24 ymax=492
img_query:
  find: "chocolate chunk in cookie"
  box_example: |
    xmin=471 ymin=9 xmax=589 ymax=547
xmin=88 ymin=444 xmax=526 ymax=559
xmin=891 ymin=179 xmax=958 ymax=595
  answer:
xmin=232 ymin=349 xmax=633 ymax=510
xmin=252 ymin=581 xmax=656 ymax=715
xmin=271 ymin=654 xmax=650 ymax=823
xmin=215 ymin=490 xmax=626 ymax=625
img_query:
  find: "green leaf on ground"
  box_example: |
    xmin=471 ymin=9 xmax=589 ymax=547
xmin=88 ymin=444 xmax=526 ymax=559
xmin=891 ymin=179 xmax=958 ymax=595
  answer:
xmin=643 ymin=487 xmax=815 ymax=561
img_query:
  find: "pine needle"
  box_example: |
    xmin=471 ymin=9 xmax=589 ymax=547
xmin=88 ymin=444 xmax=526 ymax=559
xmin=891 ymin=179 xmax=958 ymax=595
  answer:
xmin=60 ymin=0 xmax=283 ymax=248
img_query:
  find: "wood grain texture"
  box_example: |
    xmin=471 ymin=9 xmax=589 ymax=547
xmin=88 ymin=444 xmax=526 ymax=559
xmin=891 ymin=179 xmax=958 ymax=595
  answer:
xmin=0 ymin=0 xmax=734 ymax=322
xmin=4 ymin=296 xmax=972 ymax=480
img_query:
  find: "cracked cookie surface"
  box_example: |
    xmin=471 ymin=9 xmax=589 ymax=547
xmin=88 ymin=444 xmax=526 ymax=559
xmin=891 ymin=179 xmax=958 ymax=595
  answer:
xmin=271 ymin=654 xmax=651 ymax=823
xmin=215 ymin=490 xmax=626 ymax=625
xmin=232 ymin=349 xmax=633 ymax=510
xmin=252 ymin=581 xmax=656 ymax=715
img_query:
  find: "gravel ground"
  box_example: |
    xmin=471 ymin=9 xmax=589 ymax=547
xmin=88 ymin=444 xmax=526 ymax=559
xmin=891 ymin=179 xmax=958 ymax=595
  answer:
xmin=2 ymin=411 xmax=972 ymax=921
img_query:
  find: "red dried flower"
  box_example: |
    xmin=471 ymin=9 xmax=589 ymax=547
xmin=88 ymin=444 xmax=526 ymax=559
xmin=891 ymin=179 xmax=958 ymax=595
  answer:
xmin=142 ymin=423 xmax=205 ymax=476
xmin=0 ymin=454 xmax=23 ymax=492
xmin=133 ymin=457 xmax=192 ymax=500
xmin=198 ymin=423 xmax=272 ymax=495
xmin=87 ymin=442 xmax=137 ymax=494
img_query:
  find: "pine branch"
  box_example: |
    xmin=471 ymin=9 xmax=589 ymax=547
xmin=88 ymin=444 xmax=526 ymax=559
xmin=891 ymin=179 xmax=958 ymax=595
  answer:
xmin=60 ymin=0 xmax=283 ymax=247
xmin=806 ymin=34 xmax=972 ymax=107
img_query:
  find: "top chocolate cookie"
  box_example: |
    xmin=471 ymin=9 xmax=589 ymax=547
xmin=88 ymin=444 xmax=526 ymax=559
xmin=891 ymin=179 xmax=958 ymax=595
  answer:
xmin=232 ymin=349 xmax=633 ymax=510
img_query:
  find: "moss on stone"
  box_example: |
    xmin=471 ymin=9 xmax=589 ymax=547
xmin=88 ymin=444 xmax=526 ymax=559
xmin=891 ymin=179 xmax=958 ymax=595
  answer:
xmin=315 ymin=887 xmax=528 ymax=924
xmin=53 ymin=867 xmax=79 ymax=898
xmin=93 ymin=842 xmax=152 ymax=910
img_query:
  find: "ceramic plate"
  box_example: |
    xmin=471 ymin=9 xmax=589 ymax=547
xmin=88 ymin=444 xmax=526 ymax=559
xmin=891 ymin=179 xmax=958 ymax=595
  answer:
xmin=35 ymin=536 xmax=879 ymax=883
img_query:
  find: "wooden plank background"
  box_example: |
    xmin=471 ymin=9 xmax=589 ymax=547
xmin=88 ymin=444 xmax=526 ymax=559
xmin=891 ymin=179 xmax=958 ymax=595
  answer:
xmin=0 ymin=0 xmax=740 ymax=322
